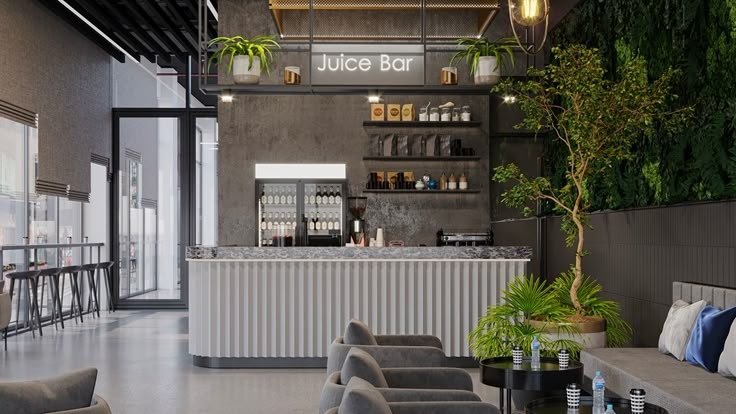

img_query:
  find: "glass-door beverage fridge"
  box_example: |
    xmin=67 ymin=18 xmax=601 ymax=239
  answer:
xmin=256 ymin=179 xmax=346 ymax=247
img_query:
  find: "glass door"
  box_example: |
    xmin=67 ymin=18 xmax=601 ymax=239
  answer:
xmin=115 ymin=114 xmax=182 ymax=303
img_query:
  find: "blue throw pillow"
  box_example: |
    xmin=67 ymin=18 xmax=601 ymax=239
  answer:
xmin=685 ymin=305 xmax=736 ymax=372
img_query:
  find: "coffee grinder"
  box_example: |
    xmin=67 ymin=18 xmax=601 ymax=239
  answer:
xmin=347 ymin=196 xmax=367 ymax=246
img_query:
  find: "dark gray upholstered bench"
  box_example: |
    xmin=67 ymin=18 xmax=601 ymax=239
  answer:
xmin=581 ymin=282 xmax=736 ymax=414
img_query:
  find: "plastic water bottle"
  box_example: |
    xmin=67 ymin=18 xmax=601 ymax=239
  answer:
xmin=531 ymin=336 xmax=541 ymax=369
xmin=604 ymin=404 xmax=616 ymax=414
xmin=593 ymin=370 xmax=606 ymax=414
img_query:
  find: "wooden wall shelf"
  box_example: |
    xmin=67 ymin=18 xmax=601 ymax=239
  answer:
xmin=364 ymin=189 xmax=480 ymax=194
xmin=363 ymin=121 xmax=482 ymax=128
xmin=363 ymin=156 xmax=480 ymax=161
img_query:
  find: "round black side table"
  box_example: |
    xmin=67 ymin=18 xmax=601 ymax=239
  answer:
xmin=526 ymin=396 xmax=669 ymax=414
xmin=480 ymin=357 xmax=584 ymax=414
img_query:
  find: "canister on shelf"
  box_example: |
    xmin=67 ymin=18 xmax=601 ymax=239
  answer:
xmin=429 ymin=107 xmax=440 ymax=122
xmin=461 ymin=105 xmax=471 ymax=122
xmin=440 ymin=107 xmax=451 ymax=122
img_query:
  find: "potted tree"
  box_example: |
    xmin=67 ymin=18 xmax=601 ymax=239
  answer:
xmin=471 ymin=42 xmax=691 ymax=412
xmin=207 ymin=35 xmax=280 ymax=84
xmin=450 ymin=37 xmax=516 ymax=85
xmin=476 ymin=43 xmax=691 ymax=352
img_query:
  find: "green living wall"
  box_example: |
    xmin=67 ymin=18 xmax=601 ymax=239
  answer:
xmin=547 ymin=0 xmax=736 ymax=210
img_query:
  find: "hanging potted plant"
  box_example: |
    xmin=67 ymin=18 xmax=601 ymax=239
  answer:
xmin=450 ymin=37 xmax=516 ymax=85
xmin=474 ymin=43 xmax=691 ymax=353
xmin=207 ymin=35 xmax=280 ymax=85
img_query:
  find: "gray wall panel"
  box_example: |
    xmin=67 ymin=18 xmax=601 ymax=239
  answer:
xmin=543 ymin=200 xmax=736 ymax=347
xmin=0 ymin=0 xmax=112 ymax=195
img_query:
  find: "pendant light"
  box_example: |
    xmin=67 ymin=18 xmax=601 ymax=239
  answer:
xmin=508 ymin=0 xmax=550 ymax=55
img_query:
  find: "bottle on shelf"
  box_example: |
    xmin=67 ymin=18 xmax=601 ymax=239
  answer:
xmin=260 ymin=188 xmax=267 ymax=205
xmin=328 ymin=186 xmax=335 ymax=204
xmin=604 ymin=404 xmax=616 ymax=414
xmin=335 ymin=186 xmax=342 ymax=205
xmin=316 ymin=186 xmax=323 ymax=205
xmin=327 ymin=213 xmax=334 ymax=230
xmin=267 ymin=213 xmax=273 ymax=230
xmin=531 ymin=335 xmax=541 ymax=370
xmin=260 ymin=214 xmax=266 ymax=230
xmin=267 ymin=188 xmax=274 ymax=205
xmin=279 ymin=213 xmax=286 ymax=230
xmin=593 ymin=370 xmax=606 ymax=414
xmin=439 ymin=173 xmax=448 ymax=190
xmin=304 ymin=189 xmax=309 ymax=205
xmin=448 ymin=173 xmax=458 ymax=190
xmin=315 ymin=212 xmax=322 ymax=230
xmin=309 ymin=186 xmax=316 ymax=205
xmin=280 ymin=187 xmax=286 ymax=205
xmin=287 ymin=187 xmax=293 ymax=205
xmin=309 ymin=212 xmax=316 ymax=231
xmin=333 ymin=214 xmax=340 ymax=230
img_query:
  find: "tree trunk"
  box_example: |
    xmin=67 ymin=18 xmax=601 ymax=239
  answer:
xmin=570 ymin=215 xmax=585 ymax=315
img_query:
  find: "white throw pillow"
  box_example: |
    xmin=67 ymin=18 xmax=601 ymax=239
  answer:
xmin=718 ymin=318 xmax=736 ymax=376
xmin=658 ymin=299 xmax=707 ymax=360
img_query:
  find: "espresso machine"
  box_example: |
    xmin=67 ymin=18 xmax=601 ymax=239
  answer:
xmin=347 ymin=196 xmax=367 ymax=246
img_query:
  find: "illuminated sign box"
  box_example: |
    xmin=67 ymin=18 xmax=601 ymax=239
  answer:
xmin=310 ymin=44 xmax=425 ymax=86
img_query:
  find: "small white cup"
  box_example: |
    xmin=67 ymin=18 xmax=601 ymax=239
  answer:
xmin=558 ymin=349 xmax=570 ymax=369
xmin=566 ymin=383 xmax=581 ymax=409
xmin=512 ymin=345 xmax=523 ymax=365
xmin=630 ymin=388 xmax=646 ymax=413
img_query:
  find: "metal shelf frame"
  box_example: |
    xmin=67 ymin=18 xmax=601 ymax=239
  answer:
xmin=197 ymin=0 xmax=504 ymax=96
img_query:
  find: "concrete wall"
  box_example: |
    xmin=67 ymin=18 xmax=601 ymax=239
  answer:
xmin=0 ymin=0 xmax=111 ymax=195
xmin=544 ymin=200 xmax=736 ymax=346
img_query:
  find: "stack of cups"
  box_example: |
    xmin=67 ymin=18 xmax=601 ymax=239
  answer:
xmin=512 ymin=345 xmax=523 ymax=365
xmin=630 ymin=389 xmax=646 ymax=414
xmin=566 ymin=383 xmax=581 ymax=410
xmin=558 ymin=349 xmax=570 ymax=369
xmin=375 ymin=228 xmax=385 ymax=247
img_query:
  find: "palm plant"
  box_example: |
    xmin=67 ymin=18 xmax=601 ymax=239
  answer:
xmin=550 ymin=270 xmax=633 ymax=348
xmin=468 ymin=276 xmax=583 ymax=360
xmin=450 ymin=37 xmax=517 ymax=75
xmin=207 ymin=35 xmax=280 ymax=75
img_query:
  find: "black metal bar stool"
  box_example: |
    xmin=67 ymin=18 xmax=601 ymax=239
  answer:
xmin=59 ymin=266 xmax=84 ymax=324
xmin=6 ymin=270 xmax=42 ymax=337
xmin=36 ymin=267 xmax=65 ymax=330
xmin=97 ymin=262 xmax=115 ymax=312
xmin=80 ymin=263 xmax=100 ymax=318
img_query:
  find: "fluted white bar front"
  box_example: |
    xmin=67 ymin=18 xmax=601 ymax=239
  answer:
xmin=187 ymin=253 xmax=529 ymax=366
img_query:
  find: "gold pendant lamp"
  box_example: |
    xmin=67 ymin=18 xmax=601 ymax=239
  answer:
xmin=508 ymin=0 xmax=549 ymax=55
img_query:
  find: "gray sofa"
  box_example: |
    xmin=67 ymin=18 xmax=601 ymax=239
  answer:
xmin=581 ymin=282 xmax=736 ymax=414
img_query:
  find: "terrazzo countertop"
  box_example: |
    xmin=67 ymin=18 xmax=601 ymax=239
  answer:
xmin=186 ymin=246 xmax=532 ymax=261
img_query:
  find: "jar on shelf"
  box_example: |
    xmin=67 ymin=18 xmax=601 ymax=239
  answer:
xmin=440 ymin=107 xmax=451 ymax=122
xmin=459 ymin=172 xmax=468 ymax=190
xmin=419 ymin=107 xmax=429 ymax=122
xmin=448 ymin=172 xmax=458 ymax=190
xmin=429 ymin=107 xmax=440 ymax=122
xmin=452 ymin=108 xmax=461 ymax=122
xmin=461 ymin=105 xmax=471 ymax=122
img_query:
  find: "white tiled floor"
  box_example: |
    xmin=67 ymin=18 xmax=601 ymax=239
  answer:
xmin=0 ymin=311 xmax=507 ymax=413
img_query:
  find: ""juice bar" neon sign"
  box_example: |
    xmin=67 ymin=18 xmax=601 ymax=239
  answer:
xmin=310 ymin=44 xmax=424 ymax=86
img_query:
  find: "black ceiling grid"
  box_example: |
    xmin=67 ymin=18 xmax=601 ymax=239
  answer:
xmin=40 ymin=0 xmax=218 ymax=107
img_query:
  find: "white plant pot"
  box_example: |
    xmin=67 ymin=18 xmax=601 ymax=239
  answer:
xmin=232 ymin=55 xmax=261 ymax=84
xmin=474 ymin=56 xmax=501 ymax=85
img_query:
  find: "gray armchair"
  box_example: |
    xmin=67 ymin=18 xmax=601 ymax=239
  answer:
xmin=0 ymin=368 xmax=112 ymax=414
xmin=325 ymin=377 xmax=499 ymax=414
xmin=327 ymin=320 xmax=446 ymax=374
xmin=1 ymin=289 xmax=11 ymax=351
xmin=320 ymin=348 xmax=477 ymax=413
xmin=52 ymin=395 xmax=112 ymax=414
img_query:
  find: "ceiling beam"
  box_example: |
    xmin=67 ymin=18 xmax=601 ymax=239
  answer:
xmin=119 ymin=0 xmax=188 ymax=59
xmin=148 ymin=0 xmax=199 ymax=56
xmin=67 ymin=0 xmax=155 ymax=61
xmin=95 ymin=0 xmax=167 ymax=60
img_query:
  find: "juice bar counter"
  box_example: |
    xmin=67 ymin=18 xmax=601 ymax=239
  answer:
xmin=186 ymin=246 xmax=531 ymax=368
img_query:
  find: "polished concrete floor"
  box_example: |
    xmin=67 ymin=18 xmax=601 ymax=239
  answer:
xmin=0 ymin=311 xmax=506 ymax=413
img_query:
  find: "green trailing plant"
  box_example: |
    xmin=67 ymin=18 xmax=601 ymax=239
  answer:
xmin=493 ymin=44 xmax=692 ymax=314
xmin=549 ymin=0 xmax=736 ymax=209
xmin=207 ymin=35 xmax=280 ymax=75
xmin=450 ymin=37 xmax=517 ymax=75
xmin=550 ymin=270 xmax=633 ymax=348
xmin=468 ymin=276 xmax=583 ymax=360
